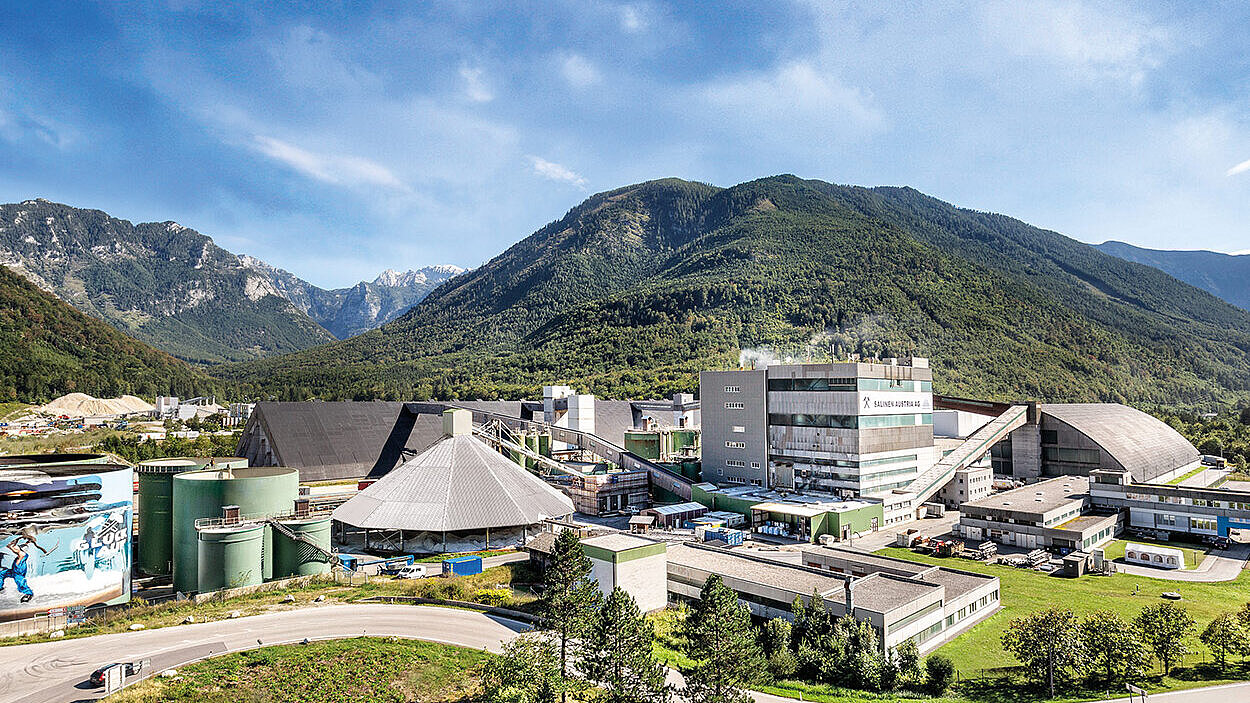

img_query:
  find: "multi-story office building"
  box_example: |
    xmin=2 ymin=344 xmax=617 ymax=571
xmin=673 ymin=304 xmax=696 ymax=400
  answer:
xmin=700 ymin=359 xmax=938 ymax=517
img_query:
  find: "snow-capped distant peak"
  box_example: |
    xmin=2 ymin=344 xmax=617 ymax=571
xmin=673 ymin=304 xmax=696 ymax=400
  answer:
xmin=372 ymin=265 xmax=465 ymax=287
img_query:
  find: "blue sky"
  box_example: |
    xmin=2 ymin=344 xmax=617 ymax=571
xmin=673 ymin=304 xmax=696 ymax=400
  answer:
xmin=1 ymin=1 xmax=1248 ymax=287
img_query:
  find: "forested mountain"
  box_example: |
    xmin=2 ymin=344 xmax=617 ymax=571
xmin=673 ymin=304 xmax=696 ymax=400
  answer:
xmin=1095 ymin=241 xmax=1250 ymax=311
xmin=0 ymin=265 xmax=220 ymax=403
xmin=0 ymin=200 xmax=336 ymax=363
xmin=0 ymin=200 xmax=464 ymax=361
xmin=238 ymin=258 xmax=465 ymax=339
xmin=216 ymin=176 xmax=1250 ymax=410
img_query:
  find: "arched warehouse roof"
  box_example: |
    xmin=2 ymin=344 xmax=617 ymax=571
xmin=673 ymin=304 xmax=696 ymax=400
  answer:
xmin=1038 ymin=403 xmax=1200 ymax=482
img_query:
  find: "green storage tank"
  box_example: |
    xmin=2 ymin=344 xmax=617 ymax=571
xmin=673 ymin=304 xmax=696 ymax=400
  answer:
xmin=137 ymin=459 xmax=199 ymax=576
xmin=137 ymin=457 xmax=250 ymax=575
xmin=172 ymin=466 xmax=299 ymax=593
xmin=197 ymin=523 xmax=265 ymax=592
xmin=271 ymin=516 xmax=332 ymax=579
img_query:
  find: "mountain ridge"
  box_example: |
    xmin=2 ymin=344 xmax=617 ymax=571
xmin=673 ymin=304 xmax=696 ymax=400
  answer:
xmin=215 ymin=175 xmax=1250 ymax=409
xmin=0 ymin=199 xmax=463 ymax=359
xmin=1094 ymin=240 xmax=1250 ymax=312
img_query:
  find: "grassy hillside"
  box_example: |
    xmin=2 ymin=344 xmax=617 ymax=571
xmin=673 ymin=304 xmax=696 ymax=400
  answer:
xmin=216 ymin=176 xmax=1250 ymax=410
xmin=0 ymin=265 xmax=222 ymax=402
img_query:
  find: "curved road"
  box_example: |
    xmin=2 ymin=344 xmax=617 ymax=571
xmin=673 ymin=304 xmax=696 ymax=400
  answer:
xmin=1 ymin=604 xmax=1247 ymax=703
xmin=0 ymin=604 xmax=530 ymax=703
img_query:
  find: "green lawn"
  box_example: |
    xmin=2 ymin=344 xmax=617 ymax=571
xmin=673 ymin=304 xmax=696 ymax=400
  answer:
xmin=876 ymin=547 xmax=1250 ymax=689
xmin=106 ymin=637 xmax=488 ymax=702
xmin=1101 ymin=538 xmax=1207 ymax=569
xmin=1167 ymin=466 xmax=1208 ymax=485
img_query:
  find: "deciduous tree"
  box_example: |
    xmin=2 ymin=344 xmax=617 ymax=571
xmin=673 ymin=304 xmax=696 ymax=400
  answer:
xmin=483 ymin=635 xmax=564 ymax=703
xmin=1200 ymin=613 xmax=1247 ymax=671
xmin=1135 ymin=602 xmax=1195 ymax=676
xmin=1079 ymin=610 xmax=1150 ymax=685
xmin=1001 ymin=607 xmax=1083 ymax=698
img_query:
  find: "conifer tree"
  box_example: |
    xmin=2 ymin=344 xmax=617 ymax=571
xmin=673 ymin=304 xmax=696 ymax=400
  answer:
xmin=540 ymin=529 xmax=602 ymax=702
xmin=582 ymin=587 xmax=670 ymax=703
xmin=683 ymin=575 xmax=765 ymax=703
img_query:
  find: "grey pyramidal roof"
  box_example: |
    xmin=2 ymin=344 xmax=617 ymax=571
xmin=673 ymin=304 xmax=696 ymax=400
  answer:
xmin=333 ymin=433 xmax=574 ymax=532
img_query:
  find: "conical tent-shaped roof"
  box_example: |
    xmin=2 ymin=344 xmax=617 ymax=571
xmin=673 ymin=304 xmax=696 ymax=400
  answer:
xmin=333 ymin=433 xmax=574 ymax=532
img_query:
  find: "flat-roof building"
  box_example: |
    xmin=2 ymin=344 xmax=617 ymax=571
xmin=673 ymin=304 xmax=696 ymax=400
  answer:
xmin=666 ymin=543 xmax=998 ymax=653
xmin=582 ymin=534 xmax=668 ymax=612
xmin=957 ymin=476 xmax=1119 ymax=552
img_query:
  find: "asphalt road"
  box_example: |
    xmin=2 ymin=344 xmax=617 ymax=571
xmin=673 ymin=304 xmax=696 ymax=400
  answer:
xmin=0 ymin=604 xmax=531 ymax=703
xmin=2 ymin=602 xmax=1247 ymax=703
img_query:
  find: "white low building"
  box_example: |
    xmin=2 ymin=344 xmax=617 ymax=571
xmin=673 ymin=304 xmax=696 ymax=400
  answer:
xmin=581 ymin=533 xmax=668 ymax=613
xmin=1124 ymin=542 xmax=1184 ymax=570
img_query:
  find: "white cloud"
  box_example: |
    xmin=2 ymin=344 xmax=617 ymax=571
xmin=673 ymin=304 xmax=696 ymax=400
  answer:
xmin=252 ymin=136 xmax=408 ymax=191
xmin=1227 ymin=158 xmax=1250 ymax=177
xmin=699 ymin=61 xmax=883 ymax=137
xmin=619 ymin=4 xmax=646 ymax=33
xmin=559 ymin=53 xmax=602 ymax=88
xmin=528 ymin=156 xmax=587 ymax=188
xmin=459 ymin=64 xmax=493 ymax=103
xmin=978 ymin=1 xmax=1173 ymax=86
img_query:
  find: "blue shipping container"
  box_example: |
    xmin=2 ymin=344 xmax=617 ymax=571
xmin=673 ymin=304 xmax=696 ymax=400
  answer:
xmin=442 ymin=555 xmax=484 ymax=577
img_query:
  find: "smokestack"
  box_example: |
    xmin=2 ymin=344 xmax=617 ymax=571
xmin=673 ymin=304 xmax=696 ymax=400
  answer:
xmin=845 ymin=577 xmax=855 ymax=617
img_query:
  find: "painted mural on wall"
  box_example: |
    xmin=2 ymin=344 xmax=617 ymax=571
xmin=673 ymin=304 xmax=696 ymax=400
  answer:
xmin=0 ymin=466 xmax=132 ymax=621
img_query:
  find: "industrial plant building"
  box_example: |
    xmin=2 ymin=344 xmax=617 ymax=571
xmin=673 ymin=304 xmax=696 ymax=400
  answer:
xmin=992 ymin=403 xmax=1201 ymax=484
xmin=333 ymin=410 xmax=575 ymax=553
xmin=665 ymin=542 xmax=999 ymax=654
xmin=956 ymin=476 xmax=1120 ymax=552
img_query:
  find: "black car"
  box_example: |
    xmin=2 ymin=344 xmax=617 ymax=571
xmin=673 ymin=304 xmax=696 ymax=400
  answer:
xmin=88 ymin=660 xmax=146 ymax=687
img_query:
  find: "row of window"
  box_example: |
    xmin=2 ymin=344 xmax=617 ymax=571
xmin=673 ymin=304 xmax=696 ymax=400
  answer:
xmin=725 ymin=441 xmax=746 ymax=449
xmin=766 ymin=378 xmax=933 ymax=393
xmin=1043 ymin=447 xmax=1101 ymax=465
xmin=724 ymin=459 xmax=762 ymax=469
xmin=768 ymin=413 xmax=933 ymax=429
xmin=724 ymin=402 xmax=745 ymax=410
xmin=772 ymin=453 xmax=918 ymax=470
xmin=1122 ymin=492 xmax=1250 ymax=511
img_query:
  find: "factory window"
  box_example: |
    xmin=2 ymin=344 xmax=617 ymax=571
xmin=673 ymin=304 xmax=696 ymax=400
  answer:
xmin=725 ymin=402 xmax=745 ymax=410
xmin=750 ymin=462 xmax=761 ymax=469
xmin=1041 ymin=430 xmax=1059 ymax=444
xmin=858 ymin=378 xmax=914 ymax=392
xmin=768 ymin=377 xmax=857 ymax=392
xmin=1191 ymin=517 xmax=1216 ymax=531
xmin=732 ymin=426 xmax=746 ymax=433
xmin=1156 ymin=514 xmax=1177 ymax=527
xmin=1043 ymin=447 xmax=1100 ymax=465
xmin=726 ymin=460 xmax=746 ymax=468
xmin=724 ymin=386 xmax=741 ymax=393
xmin=725 ymin=441 xmax=746 ymax=449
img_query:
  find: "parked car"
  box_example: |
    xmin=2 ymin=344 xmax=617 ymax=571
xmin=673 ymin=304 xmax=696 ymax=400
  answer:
xmin=394 ymin=564 xmax=429 ymax=579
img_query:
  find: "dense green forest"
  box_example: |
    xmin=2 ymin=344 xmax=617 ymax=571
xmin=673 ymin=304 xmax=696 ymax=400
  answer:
xmin=216 ymin=176 xmax=1250 ymax=411
xmin=0 ymin=265 xmax=230 ymax=402
xmin=1161 ymin=408 xmax=1250 ymax=470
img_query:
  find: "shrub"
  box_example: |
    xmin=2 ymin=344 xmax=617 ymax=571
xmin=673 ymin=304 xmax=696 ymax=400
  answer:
xmin=474 ymin=588 xmax=512 ymax=607
xmin=925 ymin=654 xmax=955 ymax=696
xmin=767 ymin=649 xmax=798 ymax=679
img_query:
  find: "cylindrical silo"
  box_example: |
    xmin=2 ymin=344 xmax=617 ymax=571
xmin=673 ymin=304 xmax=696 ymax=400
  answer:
xmin=0 ymin=453 xmax=109 ymax=469
xmin=197 ymin=523 xmax=265 ymax=592
xmin=172 ymin=467 xmax=299 ymax=593
xmin=136 ymin=458 xmax=199 ymax=575
xmin=271 ymin=516 xmax=332 ymax=579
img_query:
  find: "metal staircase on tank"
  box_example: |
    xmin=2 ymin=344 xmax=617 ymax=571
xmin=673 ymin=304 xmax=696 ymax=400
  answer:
xmin=901 ymin=404 xmax=1030 ymax=508
xmin=265 ymin=516 xmax=344 ymax=569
